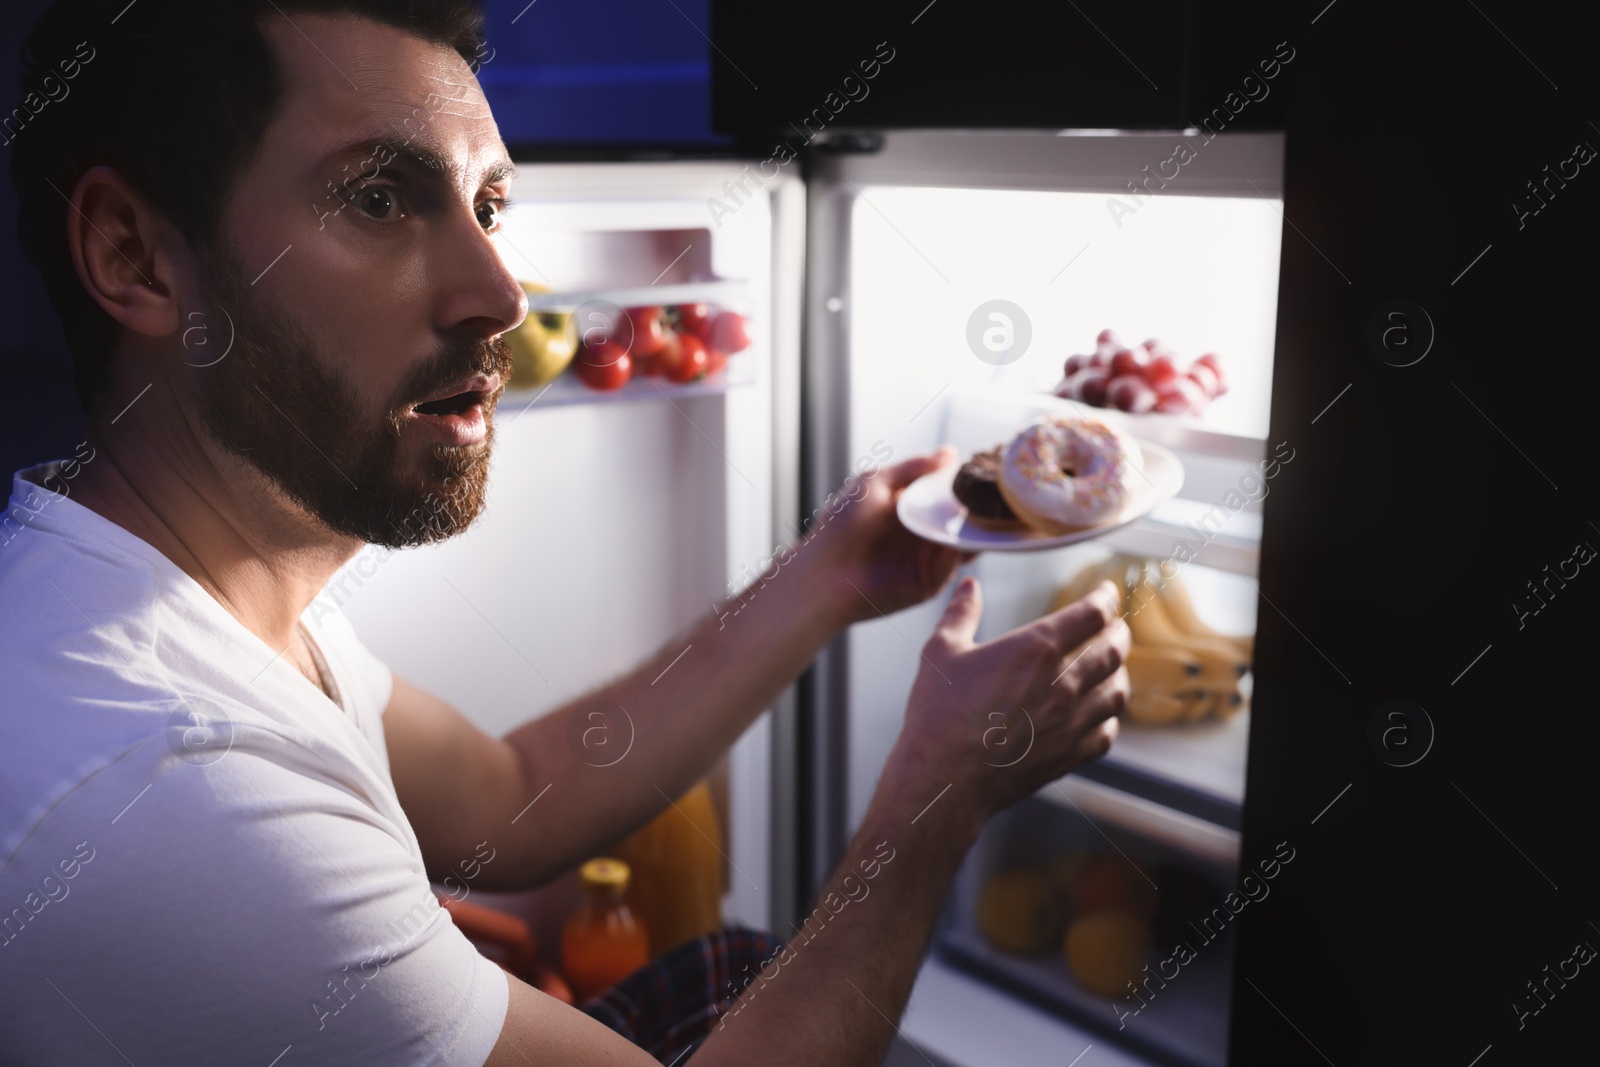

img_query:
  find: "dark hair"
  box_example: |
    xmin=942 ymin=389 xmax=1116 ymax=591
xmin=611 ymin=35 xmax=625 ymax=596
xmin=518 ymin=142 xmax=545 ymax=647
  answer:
xmin=9 ymin=0 xmax=486 ymax=409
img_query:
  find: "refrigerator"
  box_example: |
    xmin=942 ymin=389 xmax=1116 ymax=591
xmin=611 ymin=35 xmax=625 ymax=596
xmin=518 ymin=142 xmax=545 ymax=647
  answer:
xmin=332 ymin=128 xmax=1287 ymax=1067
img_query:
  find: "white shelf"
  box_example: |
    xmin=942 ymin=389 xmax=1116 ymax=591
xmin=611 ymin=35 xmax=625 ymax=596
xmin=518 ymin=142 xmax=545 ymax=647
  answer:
xmin=1096 ymin=506 xmax=1260 ymax=577
xmin=1036 ymin=391 xmax=1268 ymax=463
xmin=497 ymin=361 xmax=756 ymax=412
xmin=1033 ymin=774 xmax=1240 ymax=866
xmin=1094 ymin=711 xmax=1251 ymax=813
xmin=521 ymin=279 xmax=749 ymax=313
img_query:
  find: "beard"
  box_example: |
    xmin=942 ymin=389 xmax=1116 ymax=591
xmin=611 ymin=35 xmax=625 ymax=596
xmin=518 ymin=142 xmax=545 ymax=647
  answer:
xmin=191 ymin=243 xmax=513 ymax=549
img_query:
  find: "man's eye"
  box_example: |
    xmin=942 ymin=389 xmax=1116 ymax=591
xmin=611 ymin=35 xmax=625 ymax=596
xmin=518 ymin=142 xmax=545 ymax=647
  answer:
xmin=476 ymin=198 xmax=506 ymax=231
xmin=356 ymin=187 xmax=400 ymax=220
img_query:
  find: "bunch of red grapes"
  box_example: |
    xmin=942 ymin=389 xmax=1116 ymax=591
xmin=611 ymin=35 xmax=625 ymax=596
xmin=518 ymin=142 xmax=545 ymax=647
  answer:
xmin=1054 ymin=329 xmax=1228 ymax=415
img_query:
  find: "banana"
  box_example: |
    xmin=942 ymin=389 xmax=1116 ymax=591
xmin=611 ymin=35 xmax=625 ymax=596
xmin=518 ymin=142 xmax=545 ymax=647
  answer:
xmin=1153 ymin=574 xmax=1253 ymax=661
xmin=1049 ymin=555 xmax=1130 ymax=615
xmin=1055 ymin=557 xmax=1252 ymax=726
xmin=1125 ymin=571 xmax=1249 ymax=686
xmin=1125 ymin=644 xmax=1205 ymax=695
xmin=1124 ymin=690 xmax=1190 ymax=726
xmin=1215 ymin=688 xmax=1246 ymax=720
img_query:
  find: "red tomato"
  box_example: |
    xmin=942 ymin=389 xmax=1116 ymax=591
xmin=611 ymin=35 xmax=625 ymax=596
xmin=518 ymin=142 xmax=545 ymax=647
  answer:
xmin=703 ymin=348 xmax=729 ymax=378
xmin=710 ymin=311 xmax=752 ymax=355
xmin=658 ymin=332 xmax=710 ymax=383
xmin=573 ymin=343 xmax=632 ymax=390
xmin=624 ymin=307 xmax=668 ymax=357
xmin=675 ymin=303 xmax=715 ymax=340
xmin=586 ymin=335 xmax=630 ymax=366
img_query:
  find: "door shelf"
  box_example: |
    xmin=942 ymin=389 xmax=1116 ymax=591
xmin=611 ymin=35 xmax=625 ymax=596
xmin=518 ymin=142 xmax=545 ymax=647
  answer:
xmin=498 ymin=354 xmax=758 ymax=413
xmin=520 ymin=279 xmax=750 ymax=313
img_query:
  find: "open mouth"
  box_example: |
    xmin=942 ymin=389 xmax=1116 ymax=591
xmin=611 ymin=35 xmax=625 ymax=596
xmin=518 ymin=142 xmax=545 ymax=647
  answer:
xmin=414 ymin=392 xmax=482 ymax=417
xmin=409 ymin=374 xmax=500 ymax=418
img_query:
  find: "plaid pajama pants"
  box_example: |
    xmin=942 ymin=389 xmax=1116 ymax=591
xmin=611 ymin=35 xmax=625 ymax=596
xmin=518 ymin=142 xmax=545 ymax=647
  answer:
xmin=579 ymin=925 xmax=786 ymax=1064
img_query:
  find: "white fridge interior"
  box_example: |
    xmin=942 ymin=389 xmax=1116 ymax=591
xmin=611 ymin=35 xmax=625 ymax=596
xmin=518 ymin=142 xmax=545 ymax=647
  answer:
xmin=804 ymin=130 xmax=1286 ymax=1066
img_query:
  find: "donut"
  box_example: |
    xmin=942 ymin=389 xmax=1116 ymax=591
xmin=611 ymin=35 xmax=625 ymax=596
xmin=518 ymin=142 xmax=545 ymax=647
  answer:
xmin=952 ymin=447 xmax=1024 ymax=529
xmin=997 ymin=415 xmax=1142 ymax=533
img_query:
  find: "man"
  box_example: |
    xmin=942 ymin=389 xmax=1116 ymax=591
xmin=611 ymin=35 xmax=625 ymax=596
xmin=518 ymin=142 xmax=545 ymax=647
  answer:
xmin=0 ymin=2 xmax=1128 ymax=1064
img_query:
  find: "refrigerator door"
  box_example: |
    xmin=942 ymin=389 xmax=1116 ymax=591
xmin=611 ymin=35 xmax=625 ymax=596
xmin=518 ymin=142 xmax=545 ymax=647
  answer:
xmin=334 ymin=160 xmax=805 ymax=950
xmin=799 ymin=130 xmax=1286 ymax=1066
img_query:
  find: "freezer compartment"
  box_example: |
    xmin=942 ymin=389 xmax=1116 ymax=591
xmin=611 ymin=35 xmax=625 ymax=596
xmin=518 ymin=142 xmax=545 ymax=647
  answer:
xmin=935 ymin=779 xmax=1241 ymax=1067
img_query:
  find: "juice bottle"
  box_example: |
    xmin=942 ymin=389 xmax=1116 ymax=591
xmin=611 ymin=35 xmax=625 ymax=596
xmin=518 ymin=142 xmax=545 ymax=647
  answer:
xmin=608 ymin=778 xmax=725 ymax=956
xmin=561 ymin=858 xmax=651 ymax=1002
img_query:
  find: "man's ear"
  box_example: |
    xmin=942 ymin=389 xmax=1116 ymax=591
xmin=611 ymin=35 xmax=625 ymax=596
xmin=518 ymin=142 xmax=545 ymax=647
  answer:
xmin=65 ymin=165 xmax=185 ymax=341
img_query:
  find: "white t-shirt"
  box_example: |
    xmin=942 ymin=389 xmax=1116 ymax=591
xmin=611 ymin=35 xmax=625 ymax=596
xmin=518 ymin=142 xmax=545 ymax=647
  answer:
xmin=0 ymin=461 xmax=508 ymax=1066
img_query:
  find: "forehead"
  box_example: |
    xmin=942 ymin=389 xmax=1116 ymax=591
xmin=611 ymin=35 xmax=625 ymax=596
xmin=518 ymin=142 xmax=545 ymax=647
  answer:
xmin=259 ymin=12 xmax=504 ymax=179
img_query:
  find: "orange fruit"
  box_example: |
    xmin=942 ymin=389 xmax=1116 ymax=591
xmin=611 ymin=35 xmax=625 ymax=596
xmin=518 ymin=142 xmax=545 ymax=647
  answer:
xmin=1064 ymin=909 xmax=1153 ymax=998
xmin=976 ymin=868 xmax=1067 ymax=955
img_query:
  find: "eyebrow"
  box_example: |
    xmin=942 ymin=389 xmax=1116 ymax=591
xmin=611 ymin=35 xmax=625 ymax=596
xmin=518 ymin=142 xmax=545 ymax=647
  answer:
xmin=320 ymin=136 xmax=517 ymax=189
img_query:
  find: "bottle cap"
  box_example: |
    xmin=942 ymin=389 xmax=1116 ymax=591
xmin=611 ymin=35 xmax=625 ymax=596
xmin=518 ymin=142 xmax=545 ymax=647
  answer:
xmin=579 ymin=857 xmax=631 ymax=893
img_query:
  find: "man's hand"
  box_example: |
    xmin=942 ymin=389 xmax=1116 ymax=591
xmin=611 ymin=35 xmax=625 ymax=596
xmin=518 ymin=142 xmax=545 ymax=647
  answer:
xmin=800 ymin=446 xmax=975 ymax=626
xmin=670 ymin=579 xmax=1128 ymax=1067
xmin=885 ymin=575 xmax=1130 ymax=831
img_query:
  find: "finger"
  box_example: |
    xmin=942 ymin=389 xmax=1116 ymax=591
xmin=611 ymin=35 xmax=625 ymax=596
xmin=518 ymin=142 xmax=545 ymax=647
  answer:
xmin=931 ymin=575 xmax=983 ymax=653
xmin=877 ymin=445 xmax=957 ymax=492
xmin=1070 ymin=668 xmax=1130 ymax=728
xmin=1077 ymin=714 xmax=1120 ymax=762
xmin=1056 ymin=624 xmax=1128 ymax=702
xmin=1038 ymin=579 xmax=1121 ymax=653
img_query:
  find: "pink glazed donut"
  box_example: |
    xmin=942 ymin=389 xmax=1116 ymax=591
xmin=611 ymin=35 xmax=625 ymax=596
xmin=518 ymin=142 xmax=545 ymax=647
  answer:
xmin=996 ymin=415 xmax=1142 ymax=532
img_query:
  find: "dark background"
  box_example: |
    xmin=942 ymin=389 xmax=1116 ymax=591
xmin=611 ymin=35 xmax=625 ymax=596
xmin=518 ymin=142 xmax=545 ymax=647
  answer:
xmin=5 ymin=0 xmax=1594 ymax=1062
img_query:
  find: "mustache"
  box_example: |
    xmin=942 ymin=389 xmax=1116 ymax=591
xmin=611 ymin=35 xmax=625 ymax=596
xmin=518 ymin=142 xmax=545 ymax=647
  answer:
xmin=390 ymin=335 xmax=514 ymax=412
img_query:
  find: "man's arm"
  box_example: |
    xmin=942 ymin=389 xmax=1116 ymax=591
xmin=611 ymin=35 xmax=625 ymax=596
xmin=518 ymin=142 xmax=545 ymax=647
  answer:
xmin=385 ymin=449 xmax=971 ymax=889
xmin=483 ymin=576 xmax=1129 ymax=1066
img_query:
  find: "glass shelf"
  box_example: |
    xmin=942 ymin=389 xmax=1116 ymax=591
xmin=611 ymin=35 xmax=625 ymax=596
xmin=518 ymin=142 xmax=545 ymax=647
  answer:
xmin=520 ymin=279 xmax=749 ymax=313
xmin=497 ymin=357 xmax=757 ymax=413
xmin=499 ymin=276 xmax=758 ymax=412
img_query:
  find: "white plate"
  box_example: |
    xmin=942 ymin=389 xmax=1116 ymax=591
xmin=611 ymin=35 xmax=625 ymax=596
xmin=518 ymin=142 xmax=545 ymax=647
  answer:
xmin=897 ymin=441 xmax=1185 ymax=552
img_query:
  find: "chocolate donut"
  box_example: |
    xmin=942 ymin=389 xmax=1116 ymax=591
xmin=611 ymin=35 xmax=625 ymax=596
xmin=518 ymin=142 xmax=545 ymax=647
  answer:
xmin=953 ymin=446 xmax=1020 ymax=525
